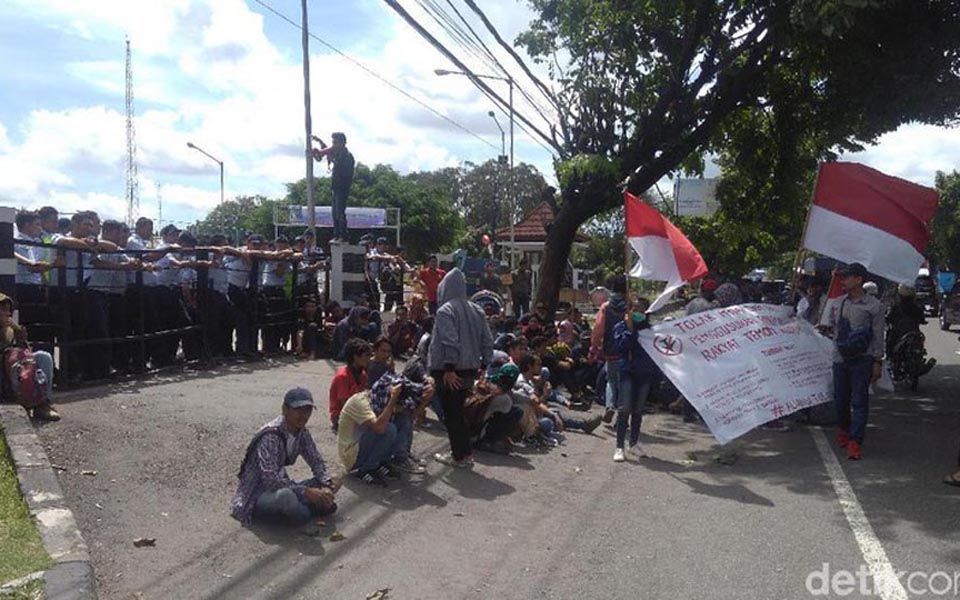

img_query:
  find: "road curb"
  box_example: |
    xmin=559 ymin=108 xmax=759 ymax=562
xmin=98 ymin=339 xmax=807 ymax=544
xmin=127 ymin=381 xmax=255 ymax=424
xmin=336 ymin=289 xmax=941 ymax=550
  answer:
xmin=0 ymin=404 xmax=97 ymax=599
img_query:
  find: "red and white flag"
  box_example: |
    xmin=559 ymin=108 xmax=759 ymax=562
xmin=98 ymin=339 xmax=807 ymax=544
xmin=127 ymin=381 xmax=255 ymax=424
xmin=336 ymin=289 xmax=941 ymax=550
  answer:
xmin=803 ymin=162 xmax=938 ymax=284
xmin=625 ymin=192 xmax=708 ymax=311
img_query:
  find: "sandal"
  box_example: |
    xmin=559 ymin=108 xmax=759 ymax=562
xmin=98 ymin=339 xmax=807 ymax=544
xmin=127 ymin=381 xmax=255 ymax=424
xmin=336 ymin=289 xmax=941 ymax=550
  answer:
xmin=942 ymin=473 xmax=960 ymax=488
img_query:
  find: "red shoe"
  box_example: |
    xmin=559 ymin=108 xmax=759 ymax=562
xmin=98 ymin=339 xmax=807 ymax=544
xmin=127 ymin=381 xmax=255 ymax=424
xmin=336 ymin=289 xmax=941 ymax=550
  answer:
xmin=836 ymin=430 xmax=850 ymax=449
xmin=846 ymin=440 xmax=862 ymax=460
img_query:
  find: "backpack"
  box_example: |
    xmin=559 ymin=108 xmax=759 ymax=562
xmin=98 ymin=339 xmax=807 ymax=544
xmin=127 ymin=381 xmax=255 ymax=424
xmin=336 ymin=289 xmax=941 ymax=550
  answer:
xmin=4 ymin=347 xmax=48 ymax=410
xmin=835 ymin=299 xmax=873 ymax=360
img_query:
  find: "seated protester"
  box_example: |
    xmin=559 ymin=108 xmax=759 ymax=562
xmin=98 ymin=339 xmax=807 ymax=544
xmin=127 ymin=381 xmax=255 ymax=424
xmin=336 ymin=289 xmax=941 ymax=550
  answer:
xmin=386 ymin=304 xmax=420 ymax=357
xmin=294 ymin=297 xmax=324 ymax=360
xmin=415 ymin=316 xmax=434 ymax=356
xmin=467 ymin=362 xmax=524 ymax=455
xmin=333 ymin=306 xmax=374 ymax=361
xmin=230 ymin=388 xmax=339 ymax=526
xmin=365 ymin=305 xmax=383 ymax=340
xmin=516 ymin=353 xmax=602 ymax=439
xmin=530 ymin=335 xmax=580 ymax=406
xmin=505 ymin=336 xmax=527 ymax=365
xmin=402 ymin=332 xmax=443 ymax=425
xmin=0 ymin=294 xmax=59 ymax=421
xmin=557 ymin=308 xmax=579 ymax=346
xmin=569 ymin=331 xmax=602 ymax=401
xmin=613 ymin=297 xmax=661 ymax=462
xmin=328 ymin=339 xmax=370 ymax=431
xmin=521 ymin=314 xmax=546 ymax=343
xmin=370 ymin=373 xmax=433 ymax=470
xmin=408 ymin=294 xmax=429 ymax=329
xmin=323 ymin=301 xmax=343 ymax=351
xmin=367 ymin=337 xmax=396 ymax=388
xmin=337 ymin=381 xmax=426 ymax=487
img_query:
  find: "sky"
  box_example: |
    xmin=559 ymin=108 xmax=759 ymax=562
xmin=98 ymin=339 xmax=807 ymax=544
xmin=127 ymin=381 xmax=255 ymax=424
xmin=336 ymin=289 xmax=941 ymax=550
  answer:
xmin=0 ymin=0 xmax=958 ymax=230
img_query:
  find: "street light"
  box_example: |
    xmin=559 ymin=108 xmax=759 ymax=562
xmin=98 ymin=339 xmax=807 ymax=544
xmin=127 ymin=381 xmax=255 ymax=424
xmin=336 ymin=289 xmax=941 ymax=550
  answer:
xmin=436 ymin=68 xmax=516 ymax=267
xmin=186 ymin=141 xmax=224 ymax=205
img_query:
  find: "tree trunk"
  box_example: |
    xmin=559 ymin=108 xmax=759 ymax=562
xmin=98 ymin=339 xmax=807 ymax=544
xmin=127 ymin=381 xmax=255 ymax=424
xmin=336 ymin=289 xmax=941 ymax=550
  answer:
xmin=534 ymin=194 xmax=590 ymax=320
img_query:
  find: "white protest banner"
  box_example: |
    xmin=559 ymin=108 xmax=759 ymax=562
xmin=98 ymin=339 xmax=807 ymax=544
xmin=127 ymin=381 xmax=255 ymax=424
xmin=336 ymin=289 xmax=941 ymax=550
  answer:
xmin=638 ymin=303 xmax=834 ymax=444
xmin=288 ymin=206 xmax=387 ymax=228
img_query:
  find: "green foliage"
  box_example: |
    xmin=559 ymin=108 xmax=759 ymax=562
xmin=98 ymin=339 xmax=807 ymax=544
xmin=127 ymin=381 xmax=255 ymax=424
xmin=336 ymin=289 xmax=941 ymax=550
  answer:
xmin=190 ymin=195 xmax=278 ymax=242
xmin=930 ymin=171 xmax=960 ymax=272
xmin=518 ymin=0 xmax=960 ymax=308
xmin=0 ymin=433 xmax=53 ymax=584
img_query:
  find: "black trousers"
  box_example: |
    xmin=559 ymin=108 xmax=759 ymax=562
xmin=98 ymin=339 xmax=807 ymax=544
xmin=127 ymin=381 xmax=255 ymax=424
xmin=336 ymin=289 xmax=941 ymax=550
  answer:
xmin=260 ymin=286 xmax=287 ymax=353
xmin=208 ymin=290 xmax=235 ymax=357
xmin=433 ymin=371 xmax=476 ymax=460
xmin=83 ymin=290 xmax=111 ymax=380
xmin=229 ymin=284 xmax=255 ymax=354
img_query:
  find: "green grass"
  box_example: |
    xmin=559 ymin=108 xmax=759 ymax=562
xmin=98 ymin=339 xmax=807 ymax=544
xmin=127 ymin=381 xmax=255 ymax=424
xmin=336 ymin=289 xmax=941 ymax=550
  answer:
xmin=0 ymin=431 xmax=53 ymax=585
xmin=0 ymin=578 xmax=44 ymax=599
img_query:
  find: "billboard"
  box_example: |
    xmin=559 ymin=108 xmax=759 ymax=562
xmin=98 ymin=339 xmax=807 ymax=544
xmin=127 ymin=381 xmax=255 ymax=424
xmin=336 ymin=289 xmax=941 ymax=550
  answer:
xmin=675 ymin=178 xmax=719 ymax=217
xmin=287 ymin=206 xmax=388 ymax=228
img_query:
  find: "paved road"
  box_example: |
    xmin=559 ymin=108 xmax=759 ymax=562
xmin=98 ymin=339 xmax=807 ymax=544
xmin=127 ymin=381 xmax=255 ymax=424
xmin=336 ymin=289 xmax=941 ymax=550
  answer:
xmin=33 ymin=323 xmax=960 ymax=599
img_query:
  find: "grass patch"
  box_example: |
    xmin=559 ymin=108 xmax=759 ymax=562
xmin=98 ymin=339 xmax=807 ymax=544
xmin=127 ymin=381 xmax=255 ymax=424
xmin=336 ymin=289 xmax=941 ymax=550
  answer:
xmin=0 ymin=431 xmax=53 ymax=585
xmin=0 ymin=577 xmax=44 ymax=599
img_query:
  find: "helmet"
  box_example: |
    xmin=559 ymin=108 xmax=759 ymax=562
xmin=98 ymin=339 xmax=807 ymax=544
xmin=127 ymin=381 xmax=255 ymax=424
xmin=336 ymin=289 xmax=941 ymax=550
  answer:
xmin=897 ymin=284 xmax=915 ymax=297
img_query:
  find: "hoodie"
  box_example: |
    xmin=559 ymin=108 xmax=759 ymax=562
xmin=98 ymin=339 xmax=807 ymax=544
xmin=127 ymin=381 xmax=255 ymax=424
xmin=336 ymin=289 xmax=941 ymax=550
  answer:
xmin=333 ymin=306 xmax=371 ymax=360
xmin=428 ymin=269 xmax=493 ymax=372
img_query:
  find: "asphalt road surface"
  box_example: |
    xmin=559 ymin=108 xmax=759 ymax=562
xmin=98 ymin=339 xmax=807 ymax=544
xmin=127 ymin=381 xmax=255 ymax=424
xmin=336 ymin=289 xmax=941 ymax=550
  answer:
xmin=34 ymin=322 xmax=960 ymax=599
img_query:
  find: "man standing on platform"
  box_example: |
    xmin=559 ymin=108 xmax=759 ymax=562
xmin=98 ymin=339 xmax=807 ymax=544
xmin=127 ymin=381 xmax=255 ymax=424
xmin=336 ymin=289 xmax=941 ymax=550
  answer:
xmin=312 ymin=132 xmax=355 ymax=244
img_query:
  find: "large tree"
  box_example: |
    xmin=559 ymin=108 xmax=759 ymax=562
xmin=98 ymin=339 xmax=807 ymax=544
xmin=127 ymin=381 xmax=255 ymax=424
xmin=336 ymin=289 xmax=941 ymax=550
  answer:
xmin=930 ymin=171 xmax=960 ymax=272
xmin=512 ymin=0 xmax=960 ymax=312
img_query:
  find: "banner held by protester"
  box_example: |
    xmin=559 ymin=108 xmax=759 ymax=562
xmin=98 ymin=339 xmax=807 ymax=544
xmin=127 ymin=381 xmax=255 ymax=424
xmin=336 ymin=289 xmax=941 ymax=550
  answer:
xmin=638 ymin=303 xmax=834 ymax=444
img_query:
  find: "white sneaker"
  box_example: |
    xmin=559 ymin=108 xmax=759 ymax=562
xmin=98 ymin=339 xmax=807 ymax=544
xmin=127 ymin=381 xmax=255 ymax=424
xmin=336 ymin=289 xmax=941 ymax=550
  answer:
xmin=613 ymin=448 xmax=626 ymax=462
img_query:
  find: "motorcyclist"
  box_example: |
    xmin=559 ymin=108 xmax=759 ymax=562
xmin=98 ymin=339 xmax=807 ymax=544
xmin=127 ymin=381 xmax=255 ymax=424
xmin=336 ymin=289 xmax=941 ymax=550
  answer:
xmin=886 ymin=285 xmax=935 ymax=375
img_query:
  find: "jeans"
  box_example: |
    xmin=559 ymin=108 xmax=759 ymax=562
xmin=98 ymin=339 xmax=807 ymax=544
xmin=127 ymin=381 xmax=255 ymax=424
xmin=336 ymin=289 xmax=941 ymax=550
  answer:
xmin=605 ymin=360 xmax=621 ymax=411
xmin=513 ymin=294 xmax=530 ymax=317
xmin=356 ymin=422 xmax=399 ymax=473
xmin=617 ymin=374 xmax=652 ymax=449
xmin=332 ymin=186 xmax=349 ymax=239
xmin=10 ymin=350 xmax=54 ymax=400
xmin=393 ymin=412 xmax=413 ymax=461
xmin=252 ymin=476 xmax=334 ymax=525
xmin=833 ymin=356 xmax=873 ymax=444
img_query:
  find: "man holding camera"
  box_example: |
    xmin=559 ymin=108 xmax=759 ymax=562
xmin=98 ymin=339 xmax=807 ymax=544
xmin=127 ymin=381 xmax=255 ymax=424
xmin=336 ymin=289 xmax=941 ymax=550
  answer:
xmin=312 ymin=132 xmax=355 ymax=243
xmin=231 ymin=387 xmax=339 ymax=526
xmin=337 ymin=373 xmax=432 ymax=486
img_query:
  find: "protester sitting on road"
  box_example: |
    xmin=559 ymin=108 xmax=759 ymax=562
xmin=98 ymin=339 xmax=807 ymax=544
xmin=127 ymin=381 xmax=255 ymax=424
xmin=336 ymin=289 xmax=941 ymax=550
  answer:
xmin=370 ymin=373 xmax=434 ymax=471
xmin=337 ymin=381 xmax=424 ymax=486
xmin=0 ymin=294 xmax=59 ymax=421
xmin=466 ymin=362 xmax=523 ymax=455
xmin=230 ymin=387 xmax=339 ymax=526
xmin=408 ymin=294 xmax=429 ymax=328
xmin=329 ymin=338 xmax=370 ymax=431
xmin=333 ymin=306 xmax=374 ymax=361
xmin=294 ymin=297 xmax=324 ymax=360
xmin=516 ymin=353 xmax=602 ymax=440
xmin=521 ymin=314 xmax=546 ymax=343
xmin=367 ymin=337 xmax=396 ymax=388
xmin=386 ymin=304 xmax=420 ymax=357
xmin=613 ymin=297 xmax=660 ymax=463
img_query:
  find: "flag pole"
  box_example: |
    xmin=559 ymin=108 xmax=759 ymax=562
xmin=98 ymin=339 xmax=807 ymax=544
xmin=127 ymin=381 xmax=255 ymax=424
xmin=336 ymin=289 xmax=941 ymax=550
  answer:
xmin=789 ymin=163 xmax=823 ymax=305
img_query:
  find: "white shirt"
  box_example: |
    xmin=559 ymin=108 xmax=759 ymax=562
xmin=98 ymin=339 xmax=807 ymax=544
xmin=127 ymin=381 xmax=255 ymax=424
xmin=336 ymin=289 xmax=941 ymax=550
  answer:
xmin=154 ymin=247 xmax=180 ymax=288
xmin=14 ymin=231 xmax=42 ymax=285
xmin=88 ymin=251 xmax=128 ymax=294
xmin=126 ymin=234 xmax=157 ymax=287
xmin=209 ymin=257 xmax=229 ymax=295
xmin=224 ymin=254 xmax=250 ymax=289
xmin=261 ymin=259 xmax=289 ymax=288
xmin=50 ymin=233 xmax=93 ymax=288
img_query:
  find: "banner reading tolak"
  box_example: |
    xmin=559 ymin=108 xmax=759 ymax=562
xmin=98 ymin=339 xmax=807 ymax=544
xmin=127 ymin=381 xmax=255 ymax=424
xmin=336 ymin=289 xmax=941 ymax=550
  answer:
xmin=288 ymin=206 xmax=387 ymax=228
xmin=638 ymin=304 xmax=834 ymax=444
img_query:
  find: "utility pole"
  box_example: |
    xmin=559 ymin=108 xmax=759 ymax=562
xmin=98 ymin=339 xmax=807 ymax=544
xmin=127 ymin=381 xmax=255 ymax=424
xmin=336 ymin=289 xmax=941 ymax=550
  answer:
xmin=301 ymin=0 xmax=316 ymax=235
xmin=125 ymin=38 xmax=140 ymax=227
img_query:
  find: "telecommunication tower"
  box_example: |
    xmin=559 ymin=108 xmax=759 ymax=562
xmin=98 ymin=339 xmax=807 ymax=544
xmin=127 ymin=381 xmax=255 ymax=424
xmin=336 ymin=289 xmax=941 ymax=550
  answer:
xmin=125 ymin=38 xmax=140 ymax=226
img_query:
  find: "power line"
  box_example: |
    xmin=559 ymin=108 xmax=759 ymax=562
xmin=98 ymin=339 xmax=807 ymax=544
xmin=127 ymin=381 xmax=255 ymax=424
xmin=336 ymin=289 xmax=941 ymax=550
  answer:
xmin=251 ymin=0 xmax=498 ymax=151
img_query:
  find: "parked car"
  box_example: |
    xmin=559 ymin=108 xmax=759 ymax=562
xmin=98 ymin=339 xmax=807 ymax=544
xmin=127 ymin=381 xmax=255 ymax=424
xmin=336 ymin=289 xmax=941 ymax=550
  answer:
xmin=915 ymin=275 xmax=939 ymax=316
xmin=940 ymin=285 xmax=960 ymax=331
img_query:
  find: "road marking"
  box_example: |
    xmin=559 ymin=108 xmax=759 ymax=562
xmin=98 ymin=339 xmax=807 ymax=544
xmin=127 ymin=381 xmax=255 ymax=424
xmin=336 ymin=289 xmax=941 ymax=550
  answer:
xmin=811 ymin=428 xmax=908 ymax=600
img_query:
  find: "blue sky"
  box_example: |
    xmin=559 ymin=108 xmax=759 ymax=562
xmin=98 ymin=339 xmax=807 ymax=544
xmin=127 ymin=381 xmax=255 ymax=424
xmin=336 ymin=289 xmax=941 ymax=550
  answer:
xmin=0 ymin=0 xmax=958 ymax=230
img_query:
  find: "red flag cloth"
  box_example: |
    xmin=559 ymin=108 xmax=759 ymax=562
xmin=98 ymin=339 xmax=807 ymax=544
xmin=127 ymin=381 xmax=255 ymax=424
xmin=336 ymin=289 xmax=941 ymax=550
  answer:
xmin=803 ymin=162 xmax=938 ymax=284
xmin=625 ymin=192 xmax=708 ymax=311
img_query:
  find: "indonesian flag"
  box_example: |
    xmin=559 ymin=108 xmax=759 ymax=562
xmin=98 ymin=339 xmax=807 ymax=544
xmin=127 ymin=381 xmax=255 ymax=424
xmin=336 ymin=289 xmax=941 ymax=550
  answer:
xmin=803 ymin=162 xmax=938 ymax=284
xmin=625 ymin=192 xmax=709 ymax=312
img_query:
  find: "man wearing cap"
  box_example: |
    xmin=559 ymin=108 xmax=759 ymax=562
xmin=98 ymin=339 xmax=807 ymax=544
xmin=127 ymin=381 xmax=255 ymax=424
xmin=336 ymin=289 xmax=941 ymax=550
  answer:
xmin=231 ymin=387 xmax=339 ymax=526
xmin=823 ymin=263 xmax=885 ymax=460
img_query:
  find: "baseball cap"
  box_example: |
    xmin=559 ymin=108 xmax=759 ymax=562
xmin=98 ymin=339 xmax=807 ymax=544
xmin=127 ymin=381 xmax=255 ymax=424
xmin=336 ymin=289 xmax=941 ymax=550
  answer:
xmin=283 ymin=387 xmax=315 ymax=409
xmin=488 ymin=363 xmax=520 ymax=390
xmin=838 ymin=262 xmax=869 ymax=279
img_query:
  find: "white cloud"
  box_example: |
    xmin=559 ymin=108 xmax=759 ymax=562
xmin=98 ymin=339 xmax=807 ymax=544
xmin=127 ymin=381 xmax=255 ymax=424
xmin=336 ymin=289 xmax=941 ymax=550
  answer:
xmin=843 ymin=124 xmax=960 ymax=186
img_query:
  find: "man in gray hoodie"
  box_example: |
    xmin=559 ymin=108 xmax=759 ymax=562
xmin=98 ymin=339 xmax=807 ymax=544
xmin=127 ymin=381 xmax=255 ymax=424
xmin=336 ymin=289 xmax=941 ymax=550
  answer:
xmin=428 ymin=268 xmax=494 ymax=467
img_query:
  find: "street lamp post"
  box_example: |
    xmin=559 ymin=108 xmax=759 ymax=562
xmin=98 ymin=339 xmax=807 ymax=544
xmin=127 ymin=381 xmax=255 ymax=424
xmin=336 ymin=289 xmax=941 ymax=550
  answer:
xmin=435 ymin=68 xmax=516 ymax=267
xmin=186 ymin=142 xmax=224 ymax=204
xmin=488 ymin=110 xmax=506 ymax=260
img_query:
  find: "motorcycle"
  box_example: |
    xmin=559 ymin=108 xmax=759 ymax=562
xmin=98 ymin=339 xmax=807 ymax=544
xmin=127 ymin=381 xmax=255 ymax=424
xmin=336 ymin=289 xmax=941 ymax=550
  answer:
xmin=887 ymin=328 xmax=935 ymax=391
